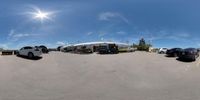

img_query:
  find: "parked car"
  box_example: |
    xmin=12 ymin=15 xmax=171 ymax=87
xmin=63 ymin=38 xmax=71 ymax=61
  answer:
xmin=178 ymin=48 xmax=199 ymax=61
xmin=166 ymin=48 xmax=182 ymax=57
xmin=78 ymin=46 xmax=93 ymax=54
xmin=18 ymin=46 xmax=42 ymax=58
xmin=38 ymin=45 xmax=49 ymax=53
xmin=127 ymin=47 xmax=136 ymax=52
xmin=57 ymin=46 xmax=63 ymax=51
xmin=61 ymin=46 xmax=74 ymax=52
xmin=118 ymin=47 xmax=136 ymax=52
xmin=98 ymin=44 xmax=118 ymax=54
xmin=158 ymin=48 xmax=168 ymax=54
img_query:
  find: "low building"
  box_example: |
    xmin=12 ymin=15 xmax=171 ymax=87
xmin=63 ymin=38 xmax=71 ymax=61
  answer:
xmin=61 ymin=41 xmax=133 ymax=53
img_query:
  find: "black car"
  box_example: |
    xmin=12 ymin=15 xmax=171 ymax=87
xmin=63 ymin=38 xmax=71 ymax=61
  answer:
xmin=57 ymin=46 xmax=63 ymax=51
xmin=98 ymin=44 xmax=118 ymax=54
xmin=166 ymin=48 xmax=182 ymax=57
xmin=78 ymin=46 xmax=93 ymax=54
xmin=178 ymin=48 xmax=199 ymax=61
xmin=38 ymin=45 xmax=49 ymax=53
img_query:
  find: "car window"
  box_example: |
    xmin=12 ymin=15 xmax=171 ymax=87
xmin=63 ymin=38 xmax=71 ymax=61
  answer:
xmin=20 ymin=48 xmax=24 ymax=50
xmin=24 ymin=47 xmax=32 ymax=49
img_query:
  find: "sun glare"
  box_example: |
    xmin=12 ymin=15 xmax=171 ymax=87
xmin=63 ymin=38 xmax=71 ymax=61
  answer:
xmin=35 ymin=11 xmax=49 ymax=20
xmin=33 ymin=10 xmax=51 ymax=22
xmin=28 ymin=7 xmax=54 ymax=23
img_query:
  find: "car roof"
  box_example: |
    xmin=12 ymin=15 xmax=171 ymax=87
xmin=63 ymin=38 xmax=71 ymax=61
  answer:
xmin=171 ymin=48 xmax=182 ymax=49
xmin=184 ymin=48 xmax=196 ymax=50
xmin=23 ymin=46 xmax=33 ymax=48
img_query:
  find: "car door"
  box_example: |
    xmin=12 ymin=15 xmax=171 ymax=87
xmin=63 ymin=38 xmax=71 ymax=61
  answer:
xmin=19 ymin=47 xmax=26 ymax=56
xmin=25 ymin=47 xmax=33 ymax=55
xmin=23 ymin=47 xmax=32 ymax=56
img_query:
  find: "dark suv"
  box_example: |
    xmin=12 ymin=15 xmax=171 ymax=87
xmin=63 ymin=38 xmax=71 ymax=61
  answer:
xmin=98 ymin=44 xmax=118 ymax=54
xmin=178 ymin=48 xmax=199 ymax=61
xmin=166 ymin=48 xmax=182 ymax=57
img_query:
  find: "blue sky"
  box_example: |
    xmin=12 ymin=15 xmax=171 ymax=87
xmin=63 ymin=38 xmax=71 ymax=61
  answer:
xmin=0 ymin=0 xmax=200 ymax=49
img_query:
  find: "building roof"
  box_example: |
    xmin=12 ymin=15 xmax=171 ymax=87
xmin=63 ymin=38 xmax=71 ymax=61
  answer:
xmin=73 ymin=41 xmax=130 ymax=46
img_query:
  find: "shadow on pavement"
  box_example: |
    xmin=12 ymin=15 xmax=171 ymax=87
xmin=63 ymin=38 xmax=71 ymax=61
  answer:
xmin=176 ymin=58 xmax=194 ymax=62
xmin=97 ymin=53 xmax=118 ymax=55
xmin=165 ymin=55 xmax=176 ymax=58
xmin=16 ymin=55 xmax=42 ymax=60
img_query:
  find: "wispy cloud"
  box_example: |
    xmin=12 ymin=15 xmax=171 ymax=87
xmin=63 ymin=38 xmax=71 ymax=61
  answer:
xmin=98 ymin=31 xmax=107 ymax=37
xmin=116 ymin=31 xmax=126 ymax=35
xmin=8 ymin=29 xmax=39 ymax=41
xmin=140 ymin=30 xmax=191 ymax=43
xmin=176 ymin=32 xmax=190 ymax=38
xmin=98 ymin=12 xmax=129 ymax=23
xmin=56 ymin=41 xmax=66 ymax=45
xmin=165 ymin=32 xmax=190 ymax=42
xmin=86 ymin=32 xmax=93 ymax=35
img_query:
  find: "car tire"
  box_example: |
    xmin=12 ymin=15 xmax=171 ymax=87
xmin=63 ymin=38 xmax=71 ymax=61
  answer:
xmin=16 ymin=52 xmax=20 ymax=56
xmin=192 ymin=56 xmax=196 ymax=61
xmin=28 ymin=52 xmax=34 ymax=58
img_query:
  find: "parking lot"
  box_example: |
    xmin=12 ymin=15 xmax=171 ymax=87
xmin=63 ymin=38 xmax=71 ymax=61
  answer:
xmin=0 ymin=51 xmax=200 ymax=100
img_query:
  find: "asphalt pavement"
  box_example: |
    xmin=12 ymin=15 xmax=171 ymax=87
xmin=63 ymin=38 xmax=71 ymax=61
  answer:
xmin=0 ymin=51 xmax=199 ymax=100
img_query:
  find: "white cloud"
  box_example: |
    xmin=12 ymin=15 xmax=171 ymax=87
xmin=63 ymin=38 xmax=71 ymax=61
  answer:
xmin=99 ymin=12 xmax=118 ymax=21
xmin=98 ymin=12 xmax=129 ymax=23
xmin=12 ymin=33 xmax=33 ymax=38
xmin=9 ymin=29 xmax=15 ymax=36
xmin=176 ymin=32 xmax=190 ymax=38
xmin=8 ymin=29 xmax=39 ymax=41
xmin=117 ymin=31 xmax=126 ymax=35
xmin=86 ymin=32 xmax=93 ymax=35
xmin=140 ymin=30 xmax=191 ymax=43
xmin=56 ymin=41 xmax=66 ymax=45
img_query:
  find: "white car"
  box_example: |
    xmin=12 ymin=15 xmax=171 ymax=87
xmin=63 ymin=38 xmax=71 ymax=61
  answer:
xmin=18 ymin=46 xmax=42 ymax=58
xmin=158 ymin=48 xmax=168 ymax=54
xmin=127 ymin=47 xmax=136 ymax=52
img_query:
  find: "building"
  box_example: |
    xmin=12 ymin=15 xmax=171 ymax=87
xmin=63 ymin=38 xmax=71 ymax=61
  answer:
xmin=60 ymin=41 xmax=134 ymax=53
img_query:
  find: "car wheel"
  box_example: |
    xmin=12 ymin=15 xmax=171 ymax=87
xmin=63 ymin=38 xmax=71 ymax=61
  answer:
xmin=16 ymin=52 xmax=20 ymax=56
xmin=28 ymin=52 xmax=34 ymax=58
xmin=192 ymin=56 xmax=196 ymax=61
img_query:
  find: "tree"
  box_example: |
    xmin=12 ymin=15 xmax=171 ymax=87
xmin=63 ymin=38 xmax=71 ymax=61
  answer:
xmin=139 ymin=38 xmax=146 ymax=46
xmin=137 ymin=38 xmax=152 ymax=51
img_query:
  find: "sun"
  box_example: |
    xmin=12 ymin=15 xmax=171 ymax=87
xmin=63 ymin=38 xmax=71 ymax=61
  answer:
xmin=33 ymin=9 xmax=51 ymax=22
xmin=34 ymin=10 xmax=49 ymax=20
xmin=27 ymin=6 xmax=54 ymax=23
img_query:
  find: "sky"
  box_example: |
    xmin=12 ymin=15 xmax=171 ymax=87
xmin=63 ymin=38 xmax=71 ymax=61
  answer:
xmin=0 ymin=0 xmax=200 ymax=49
